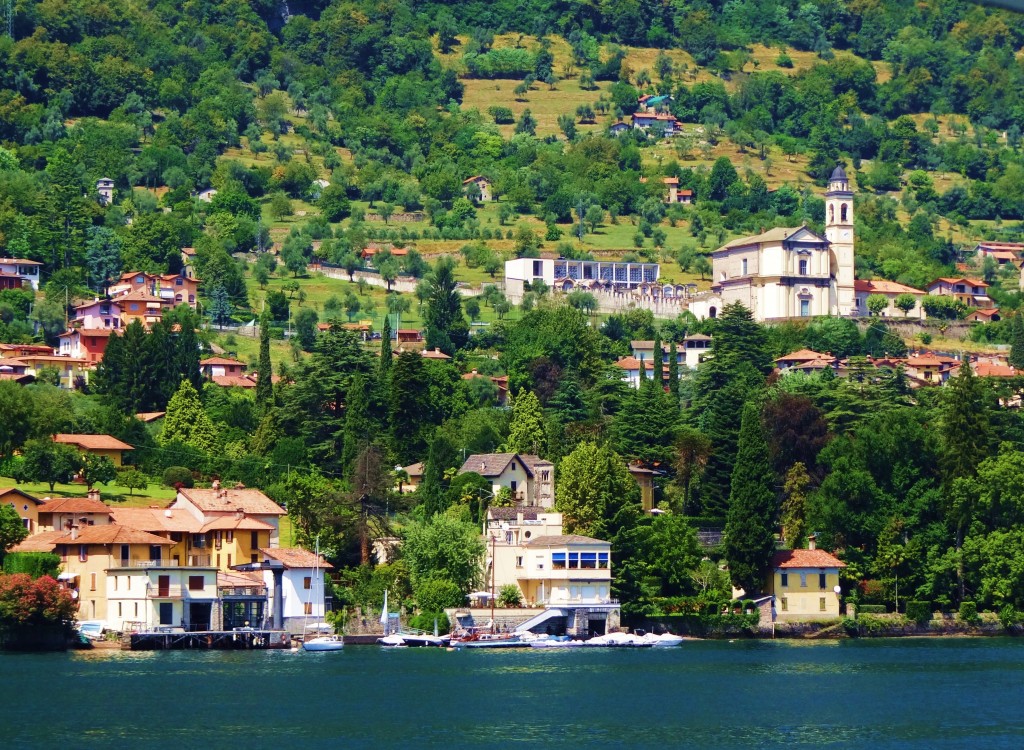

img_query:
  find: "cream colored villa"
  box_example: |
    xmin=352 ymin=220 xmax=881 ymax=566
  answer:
xmin=710 ymin=165 xmax=856 ymax=321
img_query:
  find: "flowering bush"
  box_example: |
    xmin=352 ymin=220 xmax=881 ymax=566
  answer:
xmin=0 ymin=574 xmax=77 ymax=627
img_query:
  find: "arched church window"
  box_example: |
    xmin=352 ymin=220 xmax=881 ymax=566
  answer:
xmin=829 ymin=205 xmax=834 ymax=222
xmin=840 ymin=203 xmax=848 ymax=222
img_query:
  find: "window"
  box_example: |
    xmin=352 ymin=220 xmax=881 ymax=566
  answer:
xmin=216 ymin=554 xmax=221 ymax=567
xmin=799 ymin=574 xmax=807 ymax=588
xmin=188 ymin=575 xmax=204 ymax=591
xmin=113 ymin=576 xmax=117 ymax=592
xmin=251 ymin=531 xmax=259 ymax=548
xmin=90 ymin=572 xmax=96 ymax=591
xmin=799 ymin=259 xmax=808 ymax=275
xmin=840 ymin=204 xmax=848 ymax=222
xmin=568 ymin=552 xmax=580 ymax=569
xmin=159 ymin=602 xmax=173 ymax=625
xmin=250 ymin=554 xmax=258 ymax=563
xmin=819 ymin=573 xmax=827 ymax=589
xmin=820 ymin=597 xmax=827 ymax=612
xmin=304 ymin=602 xmax=313 ymax=615
xmin=134 ymin=603 xmax=138 ymax=617
xmin=552 ymin=552 xmax=566 ymax=570
xmin=226 ymin=530 xmax=233 ymax=543
xmin=304 ymin=577 xmax=312 ymax=590
xmin=800 ymin=299 xmax=810 ymax=317
xmin=227 ymin=555 xmax=232 ymax=567
xmin=516 ymin=556 xmax=523 ymax=568
xmin=780 ymin=573 xmax=788 ymax=588
xmin=79 ymin=545 xmax=88 ymax=562
xmin=510 ymin=480 xmax=517 ymax=493
xmin=829 ymin=205 xmax=834 ymax=222
xmin=580 ymin=552 xmax=597 ymax=569
xmin=118 ymin=603 xmax=122 ymax=617
xmin=781 ymin=598 xmax=788 ymax=612
xmin=192 ymin=534 xmax=207 ymax=549
xmin=598 ymin=552 xmax=609 ymax=569
xmin=741 ymin=259 xmax=748 ymax=275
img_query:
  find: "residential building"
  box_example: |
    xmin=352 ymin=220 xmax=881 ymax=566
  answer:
xmin=973 ymin=241 xmax=1023 ymax=266
xmin=459 ymin=453 xmax=554 ymax=508
xmin=71 ymin=299 xmax=123 ymax=330
xmin=200 ymin=357 xmax=248 ymax=379
xmin=0 ymin=353 xmax=89 ymax=388
xmin=461 ymin=371 xmax=509 ymax=405
xmin=0 ymin=258 xmax=42 ymax=290
xmin=105 ymin=564 xmax=220 ymax=633
xmin=462 ymin=175 xmax=492 ymax=201
xmin=631 ymin=335 xmax=712 ymax=371
xmin=0 ymin=343 xmax=54 ymax=360
xmin=853 ymin=279 xmax=927 ymax=319
xmin=614 ymin=356 xmax=655 ymax=389
xmin=485 ymin=508 xmax=614 ymax=610
xmin=9 ymin=525 xmax=177 ymax=625
xmin=965 ymin=308 xmax=1001 ymax=323
xmin=0 ymin=487 xmax=44 ymax=532
xmin=631 ymin=111 xmax=682 ymax=135
xmin=38 ymin=493 xmax=113 ymax=532
xmin=259 ymin=547 xmax=333 ymax=633
xmin=397 ymin=462 xmax=424 ymax=494
xmin=58 ymin=327 xmax=119 ymax=364
xmin=96 ymin=178 xmax=114 ymax=205
xmin=107 ymin=271 xmax=198 ymax=309
xmin=765 ymin=537 xmax=846 ymax=621
xmin=927 ymin=277 xmax=993 ymax=309
xmin=661 ymin=177 xmax=693 ymax=204
xmin=504 ymin=257 xmax=659 ymax=300
xmin=608 ymin=121 xmax=630 ymax=136
xmin=169 ymin=485 xmax=287 ymax=547
xmin=54 ymin=433 xmax=134 ymax=467
xmin=628 ymin=464 xmax=660 ymax=513
xmin=775 ymin=349 xmax=838 ymax=374
xmin=117 ymin=289 xmax=166 ymax=327
xmin=711 ymin=166 xmax=856 ymax=321
xmin=902 ymin=354 xmax=958 ymax=385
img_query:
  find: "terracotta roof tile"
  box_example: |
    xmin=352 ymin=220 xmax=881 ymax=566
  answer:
xmin=38 ymin=496 xmax=112 ymax=515
xmin=109 ymin=506 xmax=201 ymax=533
xmin=176 ymin=487 xmax=285 ymax=515
xmin=0 ymin=487 xmax=44 ymax=505
xmin=771 ymin=548 xmax=846 ymax=569
xmin=200 ymin=516 xmax=274 ymax=532
xmin=260 ymin=547 xmax=333 ymax=570
xmin=54 ymin=434 xmax=133 ymax=451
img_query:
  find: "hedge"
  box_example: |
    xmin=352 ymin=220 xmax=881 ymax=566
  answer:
xmin=906 ymin=601 xmax=932 ymax=624
xmin=857 ymin=604 xmax=888 ymax=614
xmin=958 ymin=601 xmax=979 ymax=624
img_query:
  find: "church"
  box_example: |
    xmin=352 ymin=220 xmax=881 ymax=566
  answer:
xmin=706 ymin=165 xmax=856 ymax=321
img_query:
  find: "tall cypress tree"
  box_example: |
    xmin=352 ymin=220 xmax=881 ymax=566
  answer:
xmin=668 ymin=340 xmax=680 ymax=400
xmin=424 ymin=256 xmax=469 ymax=355
xmin=1009 ymin=314 xmax=1024 ymax=370
xmin=379 ymin=314 xmax=393 ymax=378
xmin=652 ymin=333 xmax=664 ymax=389
xmin=255 ymin=311 xmax=273 ymax=410
xmin=341 ymin=374 xmax=376 ymax=475
xmin=724 ymin=401 xmax=778 ymax=593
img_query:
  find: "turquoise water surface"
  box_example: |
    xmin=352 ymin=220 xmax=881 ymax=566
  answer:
xmin=2 ymin=638 xmax=1023 ymax=748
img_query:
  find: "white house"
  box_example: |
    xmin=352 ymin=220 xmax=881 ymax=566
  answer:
xmin=462 ymin=175 xmax=492 ymax=201
xmin=96 ymin=178 xmax=115 ymax=206
xmin=459 ymin=453 xmax=554 ymax=508
xmin=260 ymin=547 xmax=333 ymax=634
xmin=853 ymin=279 xmax=927 ymax=318
xmin=0 ymin=258 xmax=42 ymax=290
xmin=504 ymin=258 xmax=659 ymax=301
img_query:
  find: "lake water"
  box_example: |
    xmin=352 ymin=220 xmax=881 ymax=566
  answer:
xmin=3 ymin=638 xmax=1023 ymax=748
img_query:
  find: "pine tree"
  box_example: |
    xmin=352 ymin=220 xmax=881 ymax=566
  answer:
xmin=668 ymin=341 xmax=680 ymax=400
xmin=160 ymin=380 xmax=218 ymax=454
xmin=506 ymin=390 xmax=547 ymax=455
xmin=419 ymin=431 xmax=459 ymax=517
xmin=209 ymin=283 xmax=232 ymax=328
xmin=389 ymin=351 xmax=430 ymax=464
xmin=170 ymin=307 xmax=202 ymax=392
xmin=613 ymin=377 xmax=679 ymax=465
xmin=941 ymin=359 xmax=990 ymax=483
xmin=341 ymin=374 xmax=376 ymax=474
xmin=255 ymin=311 xmax=273 ymax=410
xmin=652 ymin=333 xmax=664 ymax=388
xmin=424 ymin=256 xmax=469 ymax=355
xmin=1009 ymin=314 xmax=1024 ymax=369
xmin=548 ymin=373 xmax=589 ymax=424
xmin=724 ymin=401 xmax=778 ymax=593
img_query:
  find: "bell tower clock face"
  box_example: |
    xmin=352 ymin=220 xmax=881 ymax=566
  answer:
xmin=842 ymin=230 xmax=851 ymax=239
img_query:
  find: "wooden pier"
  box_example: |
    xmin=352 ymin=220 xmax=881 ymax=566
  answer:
xmin=129 ymin=630 xmax=292 ymax=650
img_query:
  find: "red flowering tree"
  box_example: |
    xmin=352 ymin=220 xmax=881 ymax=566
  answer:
xmin=0 ymin=574 xmax=77 ymax=648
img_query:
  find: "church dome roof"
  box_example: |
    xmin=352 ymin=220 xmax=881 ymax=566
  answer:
xmin=829 ymin=164 xmax=848 ymax=182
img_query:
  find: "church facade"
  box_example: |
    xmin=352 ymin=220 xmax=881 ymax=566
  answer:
xmin=708 ymin=166 xmax=856 ymax=321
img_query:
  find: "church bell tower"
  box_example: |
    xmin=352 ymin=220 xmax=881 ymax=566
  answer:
xmin=825 ymin=164 xmax=855 ymax=316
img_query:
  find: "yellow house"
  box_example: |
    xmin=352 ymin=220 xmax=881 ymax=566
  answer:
xmin=486 ymin=508 xmax=613 ymax=606
xmin=765 ymin=539 xmax=846 ymax=620
xmin=54 ymin=434 xmax=134 ymax=467
xmin=170 ymin=485 xmax=286 ymax=547
xmin=0 ymin=486 xmax=44 ymax=533
xmin=9 ymin=525 xmax=175 ymax=625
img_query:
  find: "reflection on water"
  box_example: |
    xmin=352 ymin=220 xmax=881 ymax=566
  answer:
xmin=3 ymin=639 xmax=1024 ymax=748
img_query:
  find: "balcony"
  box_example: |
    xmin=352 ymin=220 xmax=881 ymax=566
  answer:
xmin=146 ymin=584 xmax=184 ymax=599
xmin=220 ymin=586 xmax=268 ymax=598
xmin=188 ymin=555 xmax=212 ymax=567
xmin=132 ymin=559 xmax=179 ymax=568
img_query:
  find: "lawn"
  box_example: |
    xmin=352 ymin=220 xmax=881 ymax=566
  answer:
xmin=0 ymin=476 xmax=177 ymax=506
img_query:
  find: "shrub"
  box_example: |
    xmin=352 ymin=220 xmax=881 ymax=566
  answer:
xmin=999 ymin=604 xmax=1022 ymax=630
xmin=497 ymin=584 xmax=522 ymax=608
xmin=857 ymin=604 xmax=888 ymax=614
xmin=408 ymin=611 xmax=450 ymax=635
xmin=775 ymin=54 xmax=794 ymax=68
xmin=413 ymin=578 xmax=464 ymax=612
xmin=2 ymin=552 xmax=61 ymax=578
xmin=958 ymin=601 xmax=979 ymax=625
xmin=906 ymin=601 xmax=932 ymax=624
xmin=487 ymin=106 xmax=515 ymax=124
xmin=162 ymin=466 xmax=194 ymax=488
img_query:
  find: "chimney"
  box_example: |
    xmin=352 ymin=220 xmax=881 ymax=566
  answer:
xmin=808 ymin=534 xmax=817 ymax=551
xmin=211 ymin=479 xmax=220 ymax=490
xmin=235 ymin=510 xmax=244 ymax=520
xmin=87 ymin=488 xmax=100 ymax=502
xmin=71 ymin=524 xmax=79 ymax=541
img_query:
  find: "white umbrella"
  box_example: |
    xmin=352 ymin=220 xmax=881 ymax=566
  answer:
xmin=467 ymin=591 xmax=494 ymax=599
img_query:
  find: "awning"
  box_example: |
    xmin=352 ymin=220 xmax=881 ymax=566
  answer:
xmin=57 ymin=572 xmax=79 ymax=580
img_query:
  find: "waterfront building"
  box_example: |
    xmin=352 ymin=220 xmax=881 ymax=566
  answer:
xmin=259 ymin=547 xmax=334 ymax=633
xmin=764 ymin=536 xmax=846 ymax=621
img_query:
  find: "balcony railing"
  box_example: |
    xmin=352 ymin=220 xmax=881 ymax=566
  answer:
xmin=146 ymin=584 xmax=184 ymax=599
xmin=220 ymin=586 xmax=267 ymax=598
xmin=132 ymin=559 xmax=178 ymax=568
xmin=188 ymin=555 xmax=212 ymax=567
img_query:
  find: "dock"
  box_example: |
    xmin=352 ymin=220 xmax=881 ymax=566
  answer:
xmin=129 ymin=630 xmax=292 ymax=650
